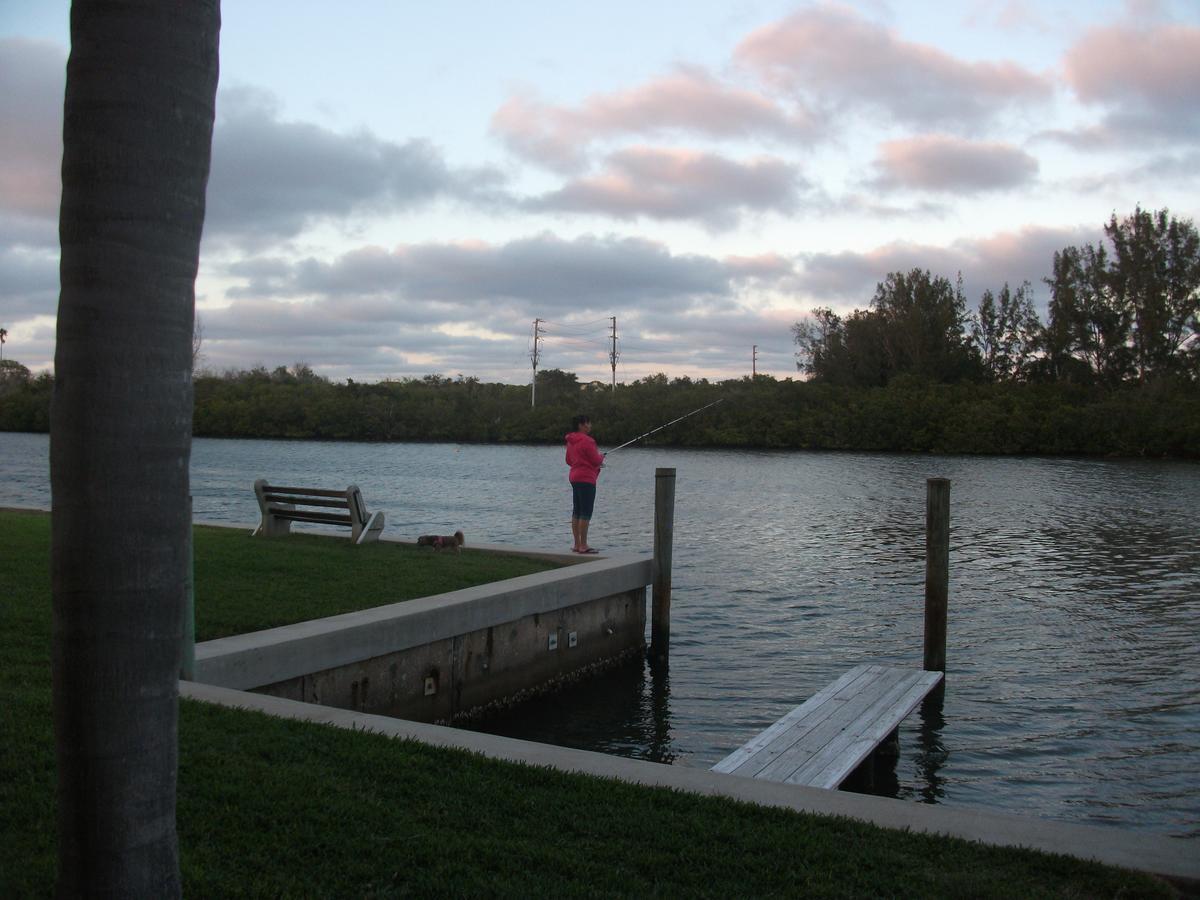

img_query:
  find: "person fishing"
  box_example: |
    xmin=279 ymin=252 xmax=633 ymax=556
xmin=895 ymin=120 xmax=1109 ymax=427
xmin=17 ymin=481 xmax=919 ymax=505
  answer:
xmin=565 ymin=414 xmax=605 ymax=554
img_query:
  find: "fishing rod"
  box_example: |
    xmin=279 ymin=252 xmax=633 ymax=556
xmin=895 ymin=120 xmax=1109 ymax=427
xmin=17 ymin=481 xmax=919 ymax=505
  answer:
xmin=604 ymin=398 xmax=725 ymax=456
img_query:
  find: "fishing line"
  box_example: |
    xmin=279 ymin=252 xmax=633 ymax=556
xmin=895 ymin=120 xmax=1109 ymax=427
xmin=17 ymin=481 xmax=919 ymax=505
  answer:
xmin=603 ymin=398 xmax=725 ymax=456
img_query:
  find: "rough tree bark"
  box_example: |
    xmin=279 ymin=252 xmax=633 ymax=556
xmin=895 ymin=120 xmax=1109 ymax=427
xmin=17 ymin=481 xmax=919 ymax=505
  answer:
xmin=52 ymin=1 xmax=219 ymax=894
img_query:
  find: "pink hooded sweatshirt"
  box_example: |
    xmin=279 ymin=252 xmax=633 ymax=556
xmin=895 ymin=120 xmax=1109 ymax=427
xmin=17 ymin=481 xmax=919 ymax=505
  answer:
xmin=565 ymin=431 xmax=604 ymax=485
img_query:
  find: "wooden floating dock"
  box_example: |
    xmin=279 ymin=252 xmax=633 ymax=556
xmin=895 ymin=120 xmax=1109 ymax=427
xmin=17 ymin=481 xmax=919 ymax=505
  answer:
xmin=712 ymin=664 xmax=944 ymax=790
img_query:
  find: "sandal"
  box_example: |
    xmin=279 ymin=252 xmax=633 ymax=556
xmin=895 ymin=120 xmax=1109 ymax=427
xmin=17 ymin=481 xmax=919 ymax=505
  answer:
xmin=580 ymin=548 xmax=600 ymax=554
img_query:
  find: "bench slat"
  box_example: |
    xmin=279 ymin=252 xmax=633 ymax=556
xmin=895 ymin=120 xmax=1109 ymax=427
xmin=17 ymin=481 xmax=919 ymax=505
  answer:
xmin=262 ymin=485 xmax=349 ymax=498
xmin=712 ymin=664 xmax=942 ymax=789
xmin=267 ymin=508 xmax=354 ymax=526
xmin=263 ymin=494 xmax=350 ymax=509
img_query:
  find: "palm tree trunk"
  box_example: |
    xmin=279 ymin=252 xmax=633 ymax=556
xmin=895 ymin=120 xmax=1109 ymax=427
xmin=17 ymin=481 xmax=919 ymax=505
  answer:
xmin=52 ymin=2 xmax=219 ymax=895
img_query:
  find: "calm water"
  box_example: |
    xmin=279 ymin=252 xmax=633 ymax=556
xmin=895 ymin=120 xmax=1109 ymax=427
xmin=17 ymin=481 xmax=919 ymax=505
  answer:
xmin=3 ymin=431 xmax=1198 ymax=837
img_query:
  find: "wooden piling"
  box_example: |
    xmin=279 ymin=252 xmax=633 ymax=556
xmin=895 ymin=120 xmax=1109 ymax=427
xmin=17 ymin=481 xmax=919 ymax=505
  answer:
xmin=923 ymin=478 xmax=950 ymax=672
xmin=650 ymin=467 xmax=676 ymax=661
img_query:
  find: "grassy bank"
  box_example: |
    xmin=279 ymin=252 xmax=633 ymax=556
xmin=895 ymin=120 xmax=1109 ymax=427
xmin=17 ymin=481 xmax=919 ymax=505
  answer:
xmin=189 ymin=519 xmax=560 ymax=639
xmin=1 ymin=508 xmax=560 ymax=642
xmin=0 ymin=509 xmax=1176 ymax=897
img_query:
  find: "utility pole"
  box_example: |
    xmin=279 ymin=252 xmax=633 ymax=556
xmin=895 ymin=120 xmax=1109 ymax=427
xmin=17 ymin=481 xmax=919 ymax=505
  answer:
xmin=752 ymin=344 xmax=757 ymax=377
xmin=609 ymin=316 xmax=619 ymax=391
xmin=530 ymin=318 xmax=544 ymax=407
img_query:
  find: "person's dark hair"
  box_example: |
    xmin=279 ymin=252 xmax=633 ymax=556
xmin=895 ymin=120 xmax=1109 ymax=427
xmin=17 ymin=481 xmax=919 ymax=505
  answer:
xmin=571 ymin=414 xmax=591 ymax=431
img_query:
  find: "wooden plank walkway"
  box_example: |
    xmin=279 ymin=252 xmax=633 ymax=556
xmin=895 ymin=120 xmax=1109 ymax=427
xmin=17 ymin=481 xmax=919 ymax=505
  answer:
xmin=712 ymin=664 xmax=943 ymax=790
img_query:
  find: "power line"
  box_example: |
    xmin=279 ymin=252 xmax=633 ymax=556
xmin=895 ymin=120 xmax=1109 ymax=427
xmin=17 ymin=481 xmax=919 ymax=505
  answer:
xmin=547 ymin=335 xmax=609 ymax=348
xmin=614 ymin=341 xmax=674 ymax=353
xmin=540 ymin=318 xmax=613 ymax=332
xmin=525 ymin=314 xmax=801 ymax=386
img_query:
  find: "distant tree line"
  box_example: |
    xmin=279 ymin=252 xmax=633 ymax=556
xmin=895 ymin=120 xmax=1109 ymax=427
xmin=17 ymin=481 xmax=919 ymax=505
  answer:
xmin=791 ymin=207 xmax=1200 ymax=388
xmin=2 ymin=359 xmax=1196 ymax=458
xmin=0 ymin=360 xmax=52 ymax=432
xmin=2 ymin=208 xmax=1196 ymax=458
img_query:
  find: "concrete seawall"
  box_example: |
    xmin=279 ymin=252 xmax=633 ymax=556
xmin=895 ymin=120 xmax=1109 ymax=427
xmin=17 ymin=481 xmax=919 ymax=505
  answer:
xmin=193 ymin=542 xmax=654 ymax=722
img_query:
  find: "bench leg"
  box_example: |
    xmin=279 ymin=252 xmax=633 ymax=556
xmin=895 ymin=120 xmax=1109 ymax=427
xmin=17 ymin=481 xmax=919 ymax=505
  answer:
xmin=261 ymin=507 xmax=294 ymax=538
xmin=254 ymin=478 xmax=293 ymax=538
xmin=355 ymin=510 xmax=385 ymax=544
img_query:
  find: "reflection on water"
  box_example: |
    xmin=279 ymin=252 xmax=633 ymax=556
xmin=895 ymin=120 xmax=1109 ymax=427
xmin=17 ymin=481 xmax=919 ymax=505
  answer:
xmin=469 ymin=655 xmax=677 ymax=765
xmin=2 ymin=431 xmax=1198 ymax=837
xmin=915 ymin=685 xmax=949 ymax=805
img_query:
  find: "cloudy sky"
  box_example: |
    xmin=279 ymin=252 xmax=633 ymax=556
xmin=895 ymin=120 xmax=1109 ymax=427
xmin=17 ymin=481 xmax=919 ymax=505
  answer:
xmin=2 ymin=1 xmax=1198 ymax=384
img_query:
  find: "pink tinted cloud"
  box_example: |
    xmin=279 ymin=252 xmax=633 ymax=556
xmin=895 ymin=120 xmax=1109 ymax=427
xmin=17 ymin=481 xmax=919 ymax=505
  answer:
xmin=491 ymin=66 xmax=816 ymax=172
xmin=872 ymin=135 xmax=1038 ymax=192
xmin=797 ymin=224 xmax=1096 ymax=306
xmin=734 ymin=4 xmax=1051 ymax=128
xmin=528 ymin=146 xmax=804 ymax=227
xmin=1063 ymin=23 xmax=1200 ymax=135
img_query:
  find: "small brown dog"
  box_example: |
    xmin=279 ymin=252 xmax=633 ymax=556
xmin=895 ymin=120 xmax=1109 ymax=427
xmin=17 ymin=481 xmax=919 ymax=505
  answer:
xmin=417 ymin=530 xmax=464 ymax=553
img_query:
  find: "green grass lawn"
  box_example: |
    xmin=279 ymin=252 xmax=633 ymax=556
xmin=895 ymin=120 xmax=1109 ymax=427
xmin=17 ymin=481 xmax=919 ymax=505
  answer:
xmin=0 ymin=508 xmax=1178 ymax=897
xmin=190 ymin=519 xmax=560 ymax=639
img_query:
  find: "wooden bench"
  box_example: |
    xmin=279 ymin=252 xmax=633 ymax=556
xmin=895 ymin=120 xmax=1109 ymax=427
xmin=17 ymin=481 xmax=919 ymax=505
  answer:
xmin=712 ymin=664 xmax=943 ymax=790
xmin=253 ymin=479 xmax=385 ymax=545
